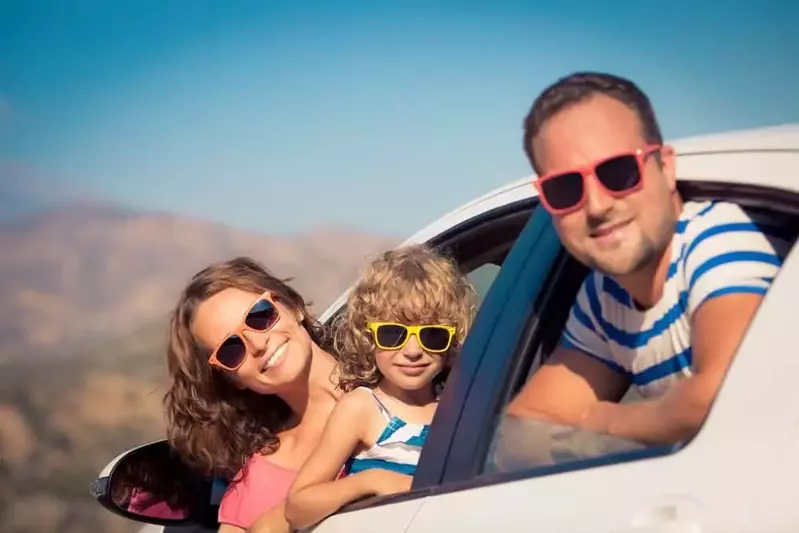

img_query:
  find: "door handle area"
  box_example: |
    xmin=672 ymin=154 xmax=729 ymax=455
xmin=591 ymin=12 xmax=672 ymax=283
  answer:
xmin=613 ymin=522 xmax=702 ymax=533
xmin=613 ymin=498 xmax=704 ymax=533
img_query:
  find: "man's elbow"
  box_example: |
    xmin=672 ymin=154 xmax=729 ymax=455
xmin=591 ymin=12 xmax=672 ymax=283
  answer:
xmin=667 ymin=385 xmax=715 ymax=442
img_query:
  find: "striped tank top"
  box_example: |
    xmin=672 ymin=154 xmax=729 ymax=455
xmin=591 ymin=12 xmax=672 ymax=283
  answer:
xmin=344 ymin=387 xmax=431 ymax=476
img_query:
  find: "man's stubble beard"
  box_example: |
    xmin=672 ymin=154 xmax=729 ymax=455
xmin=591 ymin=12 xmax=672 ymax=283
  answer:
xmin=595 ymin=212 xmax=676 ymax=280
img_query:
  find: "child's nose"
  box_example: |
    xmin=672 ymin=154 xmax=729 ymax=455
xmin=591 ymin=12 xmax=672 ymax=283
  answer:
xmin=402 ymin=335 xmax=423 ymax=358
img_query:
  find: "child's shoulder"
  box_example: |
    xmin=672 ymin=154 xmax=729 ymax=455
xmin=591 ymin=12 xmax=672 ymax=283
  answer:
xmin=333 ymin=386 xmax=379 ymax=415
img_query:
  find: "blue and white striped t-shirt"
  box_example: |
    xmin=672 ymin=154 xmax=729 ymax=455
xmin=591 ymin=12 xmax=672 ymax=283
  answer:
xmin=561 ymin=200 xmax=792 ymax=399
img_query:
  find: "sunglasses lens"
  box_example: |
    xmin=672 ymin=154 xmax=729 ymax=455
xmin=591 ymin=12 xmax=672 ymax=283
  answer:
xmin=245 ymin=299 xmax=278 ymax=331
xmin=216 ymin=335 xmax=246 ymax=369
xmin=419 ymin=326 xmax=452 ymax=352
xmin=596 ymin=154 xmax=640 ymax=193
xmin=540 ymin=172 xmax=584 ymax=211
xmin=375 ymin=324 xmax=408 ymax=349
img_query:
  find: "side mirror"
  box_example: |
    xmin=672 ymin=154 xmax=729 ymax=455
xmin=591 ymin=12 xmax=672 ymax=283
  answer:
xmin=90 ymin=439 xmax=224 ymax=529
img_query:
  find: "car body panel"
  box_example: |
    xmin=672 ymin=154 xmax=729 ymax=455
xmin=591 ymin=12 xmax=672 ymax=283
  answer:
xmin=97 ymin=122 xmax=799 ymax=533
xmin=97 ymin=439 xmax=165 ymax=478
xmin=319 ymin=123 xmax=799 ymax=325
xmin=405 ymin=233 xmax=799 ymax=533
xmin=310 ymin=499 xmax=426 ymax=533
xmin=317 ymin=178 xmax=537 ymax=324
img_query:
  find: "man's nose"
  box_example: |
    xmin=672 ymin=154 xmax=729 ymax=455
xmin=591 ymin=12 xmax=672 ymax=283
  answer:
xmin=583 ymin=174 xmax=613 ymax=218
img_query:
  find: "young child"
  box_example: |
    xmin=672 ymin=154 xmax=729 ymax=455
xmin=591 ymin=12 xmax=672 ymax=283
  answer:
xmin=284 ymin=244 xmax=477 ymax=531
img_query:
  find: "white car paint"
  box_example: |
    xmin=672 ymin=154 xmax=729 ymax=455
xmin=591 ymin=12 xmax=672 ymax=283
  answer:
xmin=313 ymin=122 xmax=799 ymax=533
xmin=318 ymin=173 xmax=537 ymax=323
xmin=404 ymin=223 xmax=799 ymax=533
xmin=114 ymin=122 xmax=799 ymax=533
xmin=319 ymin=122 xmax=799 ymax=322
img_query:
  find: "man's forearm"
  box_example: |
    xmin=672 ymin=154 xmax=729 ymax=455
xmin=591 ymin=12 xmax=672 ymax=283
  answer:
xmin=580 ymin=379 xmax=712 ymax=445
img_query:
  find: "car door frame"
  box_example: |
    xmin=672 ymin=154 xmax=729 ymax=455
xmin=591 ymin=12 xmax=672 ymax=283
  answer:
xmin=316 ymin=196 xmax=541 ymax=519
xmin=88 ymin=196 xmax=540 ymax=533
xmin=420 ymin=177 xmax=799 ymax=497
xmin=402 ymin=179 xmax=799 ymax=533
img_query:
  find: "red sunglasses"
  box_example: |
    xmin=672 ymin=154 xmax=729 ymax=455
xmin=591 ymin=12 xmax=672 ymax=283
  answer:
xmin=532 ymin=144 xmax=666 ymax=216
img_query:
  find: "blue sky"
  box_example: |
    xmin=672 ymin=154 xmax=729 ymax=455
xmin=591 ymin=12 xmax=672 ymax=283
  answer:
xmin=1 ymin=0 xmax=797 ymax=236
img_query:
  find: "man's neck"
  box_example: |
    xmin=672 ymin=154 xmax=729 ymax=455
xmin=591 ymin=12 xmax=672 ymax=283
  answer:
xmin=617 ymin=243 xmax=673 ymax=310
xmin=616 ymin=194 xmax=685 ymax=309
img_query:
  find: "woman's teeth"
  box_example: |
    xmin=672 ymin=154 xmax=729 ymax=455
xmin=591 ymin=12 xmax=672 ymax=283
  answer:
xmin=264 ymin=342 xmax=288 ymax=370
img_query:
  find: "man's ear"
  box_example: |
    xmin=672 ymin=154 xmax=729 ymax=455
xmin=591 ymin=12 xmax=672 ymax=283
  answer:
xmin=660 ymin=144 xmax=677 ymax=192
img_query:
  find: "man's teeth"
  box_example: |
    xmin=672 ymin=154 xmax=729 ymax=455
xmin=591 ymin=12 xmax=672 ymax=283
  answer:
xmin=264 ymin=343 xmax=288 ymax=370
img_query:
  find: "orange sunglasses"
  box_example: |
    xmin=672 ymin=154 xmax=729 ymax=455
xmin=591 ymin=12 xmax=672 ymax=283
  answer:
xmin=207 ymin=291 xmax=281 ymax=371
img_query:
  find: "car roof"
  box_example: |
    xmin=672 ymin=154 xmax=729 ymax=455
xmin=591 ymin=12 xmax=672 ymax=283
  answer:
xmin=671 ymin=122 xmax=799 ymax=152
xmin=318 ymin=122 xmax=799 ymax=322
xmin=404 ymin=122 xmax=799 ymax=245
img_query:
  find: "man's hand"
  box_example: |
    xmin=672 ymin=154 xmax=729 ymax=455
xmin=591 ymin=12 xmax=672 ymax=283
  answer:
xmin=487 ymin=413 xmax=648 ymax=474
xmin=578 ymin=293 xmax=765 ymax=445
xmin=507 ymin=346 xmax=629 ymax=427
xmin=487 ymin=414 xmax=558 ymax=472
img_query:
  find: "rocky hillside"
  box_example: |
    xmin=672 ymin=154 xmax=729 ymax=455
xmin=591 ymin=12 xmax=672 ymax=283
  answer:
xmin=0 ymin=202 xmax=396 ymax=360
xmin=0 ymin=203 xmax=397 ymax=533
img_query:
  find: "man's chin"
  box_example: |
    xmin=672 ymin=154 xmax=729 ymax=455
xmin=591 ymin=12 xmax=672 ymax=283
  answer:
xmin=590 ymin=252 xmax=648 ymax=278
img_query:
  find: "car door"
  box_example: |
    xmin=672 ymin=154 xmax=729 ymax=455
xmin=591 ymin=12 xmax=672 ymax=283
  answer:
xmin=403 ymin=177 xmax=799 ymax=533
xmin=90 ymin=186 xmax=539 ymax=533
xmin=306 ymin=197 xmax=548 ymax=533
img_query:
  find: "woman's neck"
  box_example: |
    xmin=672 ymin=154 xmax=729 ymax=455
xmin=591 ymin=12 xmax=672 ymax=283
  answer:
xmin=277 ymin=342 xmax=340 ymax=420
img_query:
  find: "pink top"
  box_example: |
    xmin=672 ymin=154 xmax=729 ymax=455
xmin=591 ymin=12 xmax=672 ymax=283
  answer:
xmin=218 ymin=454 xmax=298 ymax=529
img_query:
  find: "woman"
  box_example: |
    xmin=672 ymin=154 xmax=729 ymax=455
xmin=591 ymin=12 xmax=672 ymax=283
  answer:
xmin=164 ymin=256 xmax=342 ymax=532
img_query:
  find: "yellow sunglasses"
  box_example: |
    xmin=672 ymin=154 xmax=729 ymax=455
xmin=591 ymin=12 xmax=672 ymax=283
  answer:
xmin=366 ymin=322 xmax=456 ymax=353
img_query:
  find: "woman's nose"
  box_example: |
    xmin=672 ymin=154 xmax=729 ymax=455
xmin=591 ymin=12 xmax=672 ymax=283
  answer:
xmin=241 ymin=330 xmax=268 ymax=356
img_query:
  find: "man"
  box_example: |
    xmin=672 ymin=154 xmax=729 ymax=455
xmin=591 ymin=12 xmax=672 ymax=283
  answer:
xmin=504 ymin=72 xmax=789 ymax=447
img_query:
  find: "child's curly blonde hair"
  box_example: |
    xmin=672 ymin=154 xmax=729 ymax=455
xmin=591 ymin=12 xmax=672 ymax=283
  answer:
xmin=333 ymin=243 xmax=477 ymax=392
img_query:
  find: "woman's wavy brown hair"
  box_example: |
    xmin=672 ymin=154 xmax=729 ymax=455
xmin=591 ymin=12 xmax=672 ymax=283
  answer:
xmin=163 ymin=256 xmax=329 ymax=480
xmin=332 ymin=244 xmax=477 ymax=393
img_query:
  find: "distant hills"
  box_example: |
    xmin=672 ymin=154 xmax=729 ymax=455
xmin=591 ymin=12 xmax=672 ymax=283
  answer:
xmin=0 ymin=201 xmax=396 ymax=533
xmin=0 ymin=201 xmax=397 ymax=360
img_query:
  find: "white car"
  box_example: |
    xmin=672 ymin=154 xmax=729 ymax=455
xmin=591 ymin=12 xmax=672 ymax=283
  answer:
xmin=92 ymin=123 xmax=799 ymax=533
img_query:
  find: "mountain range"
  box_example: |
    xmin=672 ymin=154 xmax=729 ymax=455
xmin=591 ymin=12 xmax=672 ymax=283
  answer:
xmin=0 ymin=201 xmax=397 ymax=361
xmin=0 ymin=201 xmax=397 ymax=533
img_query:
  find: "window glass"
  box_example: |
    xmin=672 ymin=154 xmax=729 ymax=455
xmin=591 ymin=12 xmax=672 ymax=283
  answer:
xmin=485 ymin=416 xmax=649 ymax=475
xmin=467 ymin=263 xmax=501 ymax=308
xmin=480 ymin=199 xmax=799 ymax=478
